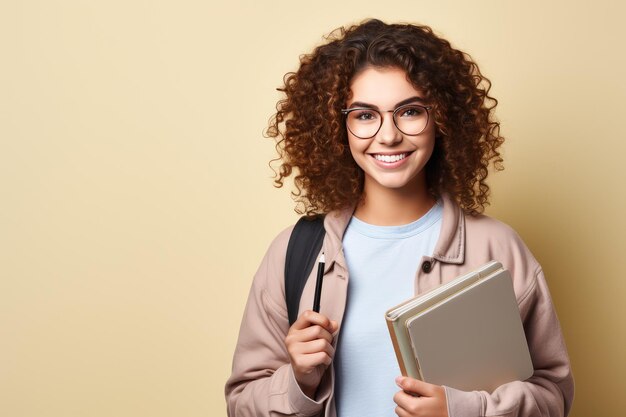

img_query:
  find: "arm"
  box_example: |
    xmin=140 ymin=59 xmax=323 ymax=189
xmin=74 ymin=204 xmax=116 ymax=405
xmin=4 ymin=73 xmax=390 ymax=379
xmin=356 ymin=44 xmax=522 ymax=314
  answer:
xmin=224 ymin=229 xmax=333 ymax=417
xmin=444 ymin=267 xmax=575 ymax=417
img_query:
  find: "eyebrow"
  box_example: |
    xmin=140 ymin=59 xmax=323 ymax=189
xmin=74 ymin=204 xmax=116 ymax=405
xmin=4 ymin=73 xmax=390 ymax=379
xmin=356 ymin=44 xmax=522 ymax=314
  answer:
xmin=347 ymin=96 xmax=426 ymax=110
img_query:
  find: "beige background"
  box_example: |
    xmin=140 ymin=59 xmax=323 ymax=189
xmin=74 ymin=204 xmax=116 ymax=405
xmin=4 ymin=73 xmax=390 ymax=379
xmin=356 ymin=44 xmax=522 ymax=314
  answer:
xmin=1 ymin=1 xmax=624 ymax=416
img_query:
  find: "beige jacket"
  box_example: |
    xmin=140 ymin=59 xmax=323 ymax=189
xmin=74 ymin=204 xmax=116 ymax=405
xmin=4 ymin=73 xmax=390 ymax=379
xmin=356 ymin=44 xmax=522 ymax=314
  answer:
xmin=225 ymin=195 xmax=574 ymax=417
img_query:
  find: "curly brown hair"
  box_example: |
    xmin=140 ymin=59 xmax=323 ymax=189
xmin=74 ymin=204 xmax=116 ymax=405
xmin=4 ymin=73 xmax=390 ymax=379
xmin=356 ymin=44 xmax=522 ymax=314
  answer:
xmin=266 ymin=18 xmax=504 ymax=216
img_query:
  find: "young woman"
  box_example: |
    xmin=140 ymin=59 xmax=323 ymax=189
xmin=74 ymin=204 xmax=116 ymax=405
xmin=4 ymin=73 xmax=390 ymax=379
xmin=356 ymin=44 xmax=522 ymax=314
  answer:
xmin=225 ymin=19 xmax=574 ymax=417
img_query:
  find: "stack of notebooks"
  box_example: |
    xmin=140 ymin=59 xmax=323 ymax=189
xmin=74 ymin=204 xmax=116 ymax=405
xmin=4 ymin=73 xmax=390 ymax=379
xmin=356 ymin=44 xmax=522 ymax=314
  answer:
xmin=385 ymin=261 xmax=533 ymax=392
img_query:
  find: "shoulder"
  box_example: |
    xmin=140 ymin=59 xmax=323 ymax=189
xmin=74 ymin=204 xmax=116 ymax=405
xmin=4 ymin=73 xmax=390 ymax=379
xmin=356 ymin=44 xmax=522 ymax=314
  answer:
xmin=265 ymin=223 xmax=297 ymax=265
xmin=464 ymin=213 xmax=530 ymax=255
xmin=247 ymin=223 xmax=296 ymax=305
xmin=255 ymin=214 xmax=331 ymax=286
xmin=465 ymin=214 xmax=536 ymax=262
xmin=463 ymin=212 xmax=542 ymax=304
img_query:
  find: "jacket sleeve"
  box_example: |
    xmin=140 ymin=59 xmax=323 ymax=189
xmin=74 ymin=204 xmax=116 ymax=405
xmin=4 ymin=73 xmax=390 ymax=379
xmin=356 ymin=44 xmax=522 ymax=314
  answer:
xmin=443 ymin=266 xmax=575 ymax=417
xmin=224 ymin=227 xmax=330 ymax=417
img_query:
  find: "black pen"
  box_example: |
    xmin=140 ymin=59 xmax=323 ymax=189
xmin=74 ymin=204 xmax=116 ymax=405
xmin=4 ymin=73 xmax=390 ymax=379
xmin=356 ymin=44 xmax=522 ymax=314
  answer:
xmin=312 ymin=252 xmax=325 ymax=313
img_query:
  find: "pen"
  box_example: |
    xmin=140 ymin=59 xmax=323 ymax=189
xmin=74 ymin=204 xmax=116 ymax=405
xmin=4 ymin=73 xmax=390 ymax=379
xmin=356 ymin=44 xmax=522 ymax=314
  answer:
xmin=312 ymin=252 xmax=325 ymax=313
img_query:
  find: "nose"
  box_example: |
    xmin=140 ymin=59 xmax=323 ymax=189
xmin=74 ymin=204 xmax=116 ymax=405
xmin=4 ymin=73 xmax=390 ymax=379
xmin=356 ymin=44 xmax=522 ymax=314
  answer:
xmin=376 ymin=112 xmax=403 ymax=145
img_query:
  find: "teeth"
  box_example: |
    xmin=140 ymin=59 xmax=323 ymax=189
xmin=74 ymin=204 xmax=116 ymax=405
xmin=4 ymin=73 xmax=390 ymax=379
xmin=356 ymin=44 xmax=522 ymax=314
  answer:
xmin=374 ymin=153 xmax=407 ymax=163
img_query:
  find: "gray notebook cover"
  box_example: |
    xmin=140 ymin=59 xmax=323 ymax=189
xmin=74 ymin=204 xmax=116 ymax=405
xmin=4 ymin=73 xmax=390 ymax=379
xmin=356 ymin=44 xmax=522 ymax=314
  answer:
xmin=405 ymin=265 xmax=533 ymax=392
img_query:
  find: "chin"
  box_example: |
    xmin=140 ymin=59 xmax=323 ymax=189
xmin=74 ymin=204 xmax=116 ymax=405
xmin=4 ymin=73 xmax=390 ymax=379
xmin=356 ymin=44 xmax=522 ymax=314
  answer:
xmin=366 ymin=173 xmax=422 ymax=191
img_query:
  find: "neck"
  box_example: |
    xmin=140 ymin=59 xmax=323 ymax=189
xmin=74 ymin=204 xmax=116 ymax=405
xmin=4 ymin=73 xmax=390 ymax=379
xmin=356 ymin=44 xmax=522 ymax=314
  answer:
xmin=354 ymin=175 xmax=436 ymax=226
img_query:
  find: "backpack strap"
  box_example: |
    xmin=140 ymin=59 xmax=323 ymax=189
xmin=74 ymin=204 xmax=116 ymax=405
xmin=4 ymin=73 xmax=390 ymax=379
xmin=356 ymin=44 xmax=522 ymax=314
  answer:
xmin=285 ymin=215 xmax=326 ymax=326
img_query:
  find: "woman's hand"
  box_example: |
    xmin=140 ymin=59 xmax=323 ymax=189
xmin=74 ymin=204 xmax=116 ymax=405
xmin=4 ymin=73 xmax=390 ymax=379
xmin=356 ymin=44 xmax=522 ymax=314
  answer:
xmin=285 ymin=310 xmax=338 ymax=399
xmin=393 ymin=376 xmax=449 ymax=417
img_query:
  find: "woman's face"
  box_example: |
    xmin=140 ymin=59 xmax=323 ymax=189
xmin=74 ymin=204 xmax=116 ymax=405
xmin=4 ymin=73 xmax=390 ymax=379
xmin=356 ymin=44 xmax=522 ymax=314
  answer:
xmin=346 ymin=66 xmax=436 ymax=194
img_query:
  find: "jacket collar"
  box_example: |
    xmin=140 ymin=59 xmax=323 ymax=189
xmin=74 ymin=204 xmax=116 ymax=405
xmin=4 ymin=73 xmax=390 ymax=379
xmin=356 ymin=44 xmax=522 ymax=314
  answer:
xmin=322 ymin=193 xmax=465 ymax=271
xmin=431 ymin=193 xmax=465 ymax=264
xmin=321 ymin=208 xmax=353 ymax=273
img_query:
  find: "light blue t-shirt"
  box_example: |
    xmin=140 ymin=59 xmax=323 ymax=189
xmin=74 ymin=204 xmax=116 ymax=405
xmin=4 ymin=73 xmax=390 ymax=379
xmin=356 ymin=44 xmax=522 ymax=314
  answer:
xmin=335 ymin=201 xmax=443 ymax=417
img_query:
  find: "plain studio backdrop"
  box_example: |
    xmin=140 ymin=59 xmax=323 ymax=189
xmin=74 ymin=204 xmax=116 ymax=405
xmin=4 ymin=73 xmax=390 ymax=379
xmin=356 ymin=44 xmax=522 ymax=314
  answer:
xmin=1 ymin=1 xmax=624 ymax=416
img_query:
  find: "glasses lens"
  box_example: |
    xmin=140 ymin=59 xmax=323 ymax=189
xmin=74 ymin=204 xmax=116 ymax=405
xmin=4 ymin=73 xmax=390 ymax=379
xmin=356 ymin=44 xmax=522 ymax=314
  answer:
xmin=346 ymin=109 xmax=381 ymax=139
xmin=394 ymin=105 xmax=429 ymax=135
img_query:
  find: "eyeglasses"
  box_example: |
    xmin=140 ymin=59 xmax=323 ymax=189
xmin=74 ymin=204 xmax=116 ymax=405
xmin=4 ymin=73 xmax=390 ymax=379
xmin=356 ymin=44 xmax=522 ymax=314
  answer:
xmin=340 ymin=103 xmax=433 ymax=139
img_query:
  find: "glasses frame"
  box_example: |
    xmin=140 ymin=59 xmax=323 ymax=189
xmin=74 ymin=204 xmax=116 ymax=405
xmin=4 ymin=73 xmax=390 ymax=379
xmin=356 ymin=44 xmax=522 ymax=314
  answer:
xmin=340 ymin=103 xmax=433 ymax=139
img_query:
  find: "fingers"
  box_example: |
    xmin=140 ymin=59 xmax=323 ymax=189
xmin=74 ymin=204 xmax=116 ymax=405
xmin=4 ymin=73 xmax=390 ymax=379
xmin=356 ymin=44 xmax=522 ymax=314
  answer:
xmin=393 ymin=377 xmax=448 ymax=417
xmin=393 ymin=390 xmax=421 ymax=416
xmin=289 ymin=336 xmax=335 ymax=359
xmin=285 ymin=311 xmax=339 ymax=396
xmin=286 ymin=312 xmax=337 ymax=348
xmin=285 ymin=311 xmax=338 ymax=369
xmin=291 ymin=347 xmax=334 ymax=369
xmin=395 ymin=376 xmax=438 ymax=397
xmin=289 ymin=323 xmax=332 ymax=344
xmin=291 ymin=310 xmax=338 ymax=333
xmin=394 ymin=391 xmax=446 ymax=417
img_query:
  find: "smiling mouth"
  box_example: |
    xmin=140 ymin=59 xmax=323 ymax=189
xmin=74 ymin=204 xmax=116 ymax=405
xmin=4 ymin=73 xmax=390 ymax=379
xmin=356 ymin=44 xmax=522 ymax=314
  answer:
xmin=372 ymin=152 xmax=410 ymax=163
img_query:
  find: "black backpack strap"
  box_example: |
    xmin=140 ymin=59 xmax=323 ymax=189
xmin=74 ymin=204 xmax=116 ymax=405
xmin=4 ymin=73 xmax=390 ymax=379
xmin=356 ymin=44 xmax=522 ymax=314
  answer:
xmin=285 ymin=215 xmax=326 ymax=326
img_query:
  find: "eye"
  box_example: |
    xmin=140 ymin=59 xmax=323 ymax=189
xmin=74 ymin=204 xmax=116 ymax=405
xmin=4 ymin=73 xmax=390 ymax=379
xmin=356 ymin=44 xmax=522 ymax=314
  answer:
xmin=351 ymin=109 xmax=379 ymax=122
xmin=398 ymin=105 xmax=425 ymax=118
